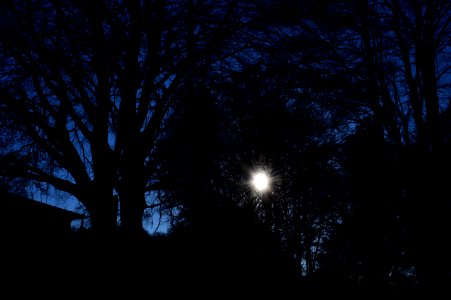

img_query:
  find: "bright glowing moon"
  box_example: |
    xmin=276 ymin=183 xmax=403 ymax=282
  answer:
xmin=252 ymin=172 xmax=269 ymax=192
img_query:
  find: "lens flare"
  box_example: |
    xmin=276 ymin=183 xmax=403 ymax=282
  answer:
xmin=252 ymin=172 xmax=269 ymax=192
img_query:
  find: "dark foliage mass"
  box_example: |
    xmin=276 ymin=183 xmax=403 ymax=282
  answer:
xmin=1 ymin=0 xmax=451 ymax=296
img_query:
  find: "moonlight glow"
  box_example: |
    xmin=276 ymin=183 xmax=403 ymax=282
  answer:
xmin=252 ymin=172 xmax=270 ymax=192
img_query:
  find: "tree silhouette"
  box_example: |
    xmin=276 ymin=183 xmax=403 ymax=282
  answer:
xmin=0 ymin=0 xmax=267 ymax=237
xmin=1 ymin=0 xmax=451 ymax=294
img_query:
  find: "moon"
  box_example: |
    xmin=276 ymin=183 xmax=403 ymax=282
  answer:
xmin=252 ymin=172 xmax=269 ymax=192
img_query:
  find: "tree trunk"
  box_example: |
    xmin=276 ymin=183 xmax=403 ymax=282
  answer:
xmin=410 ymin=2 xmax=447 ymax=290
xmin=392 ymin=0 xmax=426 ymax=148
xmin=419 ymin=43 xmax=440 ymax=153
xmin=87 ymin=195 xmax=118 ymax=237
xmin=118 ymin=137 xmax=146 ymax=237
xmin=80 ymin=176 xmax=117 ymax=237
